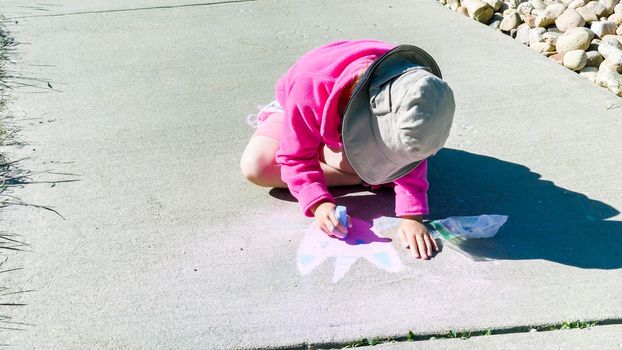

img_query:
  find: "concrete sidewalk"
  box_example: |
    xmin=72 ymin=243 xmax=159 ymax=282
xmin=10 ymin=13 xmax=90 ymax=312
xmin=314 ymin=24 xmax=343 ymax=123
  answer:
xmin=1 ymin=0 xmax=621 ymax=348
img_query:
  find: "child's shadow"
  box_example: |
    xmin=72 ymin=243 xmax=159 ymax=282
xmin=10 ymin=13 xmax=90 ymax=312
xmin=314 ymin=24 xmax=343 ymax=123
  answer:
xmin=270 ymin=148 xmax=622 ymax=269
xmin=427 ymin=148 xmax=622 ymax=269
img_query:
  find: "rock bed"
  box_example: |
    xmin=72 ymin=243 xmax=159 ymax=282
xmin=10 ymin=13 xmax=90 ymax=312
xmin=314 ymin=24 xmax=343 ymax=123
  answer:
xmin=437 ymin=0 xmax=622 ymax=97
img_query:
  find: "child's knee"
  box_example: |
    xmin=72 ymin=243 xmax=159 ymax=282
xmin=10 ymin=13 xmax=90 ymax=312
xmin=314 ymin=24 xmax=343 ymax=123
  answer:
xmin=240 ymin=151 xmax=272 ymax=186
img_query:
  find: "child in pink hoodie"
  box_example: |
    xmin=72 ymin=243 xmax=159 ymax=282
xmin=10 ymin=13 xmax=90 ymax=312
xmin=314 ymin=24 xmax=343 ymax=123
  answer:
xmin=241 ymin=40 xmax=455 ymax=260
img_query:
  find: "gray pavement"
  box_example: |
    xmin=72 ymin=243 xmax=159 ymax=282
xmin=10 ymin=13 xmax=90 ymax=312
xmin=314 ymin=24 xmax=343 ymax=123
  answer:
xmin=1 ymin=0 xmax=621 ymax=349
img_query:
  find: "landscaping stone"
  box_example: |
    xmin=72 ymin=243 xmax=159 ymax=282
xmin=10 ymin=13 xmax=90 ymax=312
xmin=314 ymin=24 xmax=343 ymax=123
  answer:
xmin=508 ymin=0 xmax=528 ymax=8
xmin=536 ymin=10 xmax=559 ymax=26
xmin=547 ymin=3 xmax=569 ymax=17
xmin=608 ymin=12 xmax=622 ymax=24
xmin=463 ymin=0 xmax=496 ymax=22
xmin=563 ymin=49 xmax=589 ymax=69
xmin=579 ymin=66 xmax=599 ymax=81
xmin=490 ymin=12 xmax=505 ymax=28
xmin=530 ymin=0 xmax=547 ymax=9
xmin=501 ymin=10 xmax=524 ymax=30
xmin=518 ymin=1 xmax=535 ymax=15
xmin=458 ymin=5 xmax=470 ymax=15
xmin=586 ymin=49 xmax=606 ymax=65
xmin=483 ymin=0 xmax=504 ymax=10
xmin=556 ymin=26 xmax=594 ymax=52
xmin=516 ymin=22 xmax=532 ymax=43
xmin=549 ymin=51 xmax=566 ymax=62
xmin=568 ymin=0 xmax=588 ymax=8
xmin=543 ymin=30 xmax=563 ymax=44
xmin=436 ymin=0 xmax=622 ymax=96
xmin=530 ymin=40 xmax=555 ymax=51
xmin=600 ymin=0 xmax=619 ymax=16
xmin=590 ymin=20 xmax=619 ymax=37
xmin=585 ymin=0 xmax=609 ymax=17
xmin=577 ymin=4 xmax=601 ymax=22
xmin=529 ymin=26 xmax=548 ymax=43
xmin=556 ymin=8 xmax=587 ymax=30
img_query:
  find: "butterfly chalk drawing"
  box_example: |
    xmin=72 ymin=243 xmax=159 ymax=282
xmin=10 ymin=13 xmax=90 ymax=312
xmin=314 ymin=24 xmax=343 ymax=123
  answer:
xmin=296 ymin=217 xmax=404 ymax=282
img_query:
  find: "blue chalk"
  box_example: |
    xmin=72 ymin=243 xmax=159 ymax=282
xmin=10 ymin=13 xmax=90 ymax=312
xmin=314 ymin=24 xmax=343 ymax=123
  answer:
xmin=335 ymin=206 xmax=347 ymax=228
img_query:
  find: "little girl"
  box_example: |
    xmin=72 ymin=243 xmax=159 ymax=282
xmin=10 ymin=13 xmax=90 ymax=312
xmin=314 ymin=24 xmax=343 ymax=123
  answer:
xmin=240 ymin=40 xmax=455 ymax=260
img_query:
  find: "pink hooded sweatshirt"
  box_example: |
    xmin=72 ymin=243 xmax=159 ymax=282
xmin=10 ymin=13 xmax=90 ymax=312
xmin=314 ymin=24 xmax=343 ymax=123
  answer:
xmin=275 ymin=40 xmax=429 ymax=217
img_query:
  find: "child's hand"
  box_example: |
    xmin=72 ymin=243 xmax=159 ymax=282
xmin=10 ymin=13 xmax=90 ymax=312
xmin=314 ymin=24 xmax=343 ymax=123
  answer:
xmin=311 ymin=201 xmax=351 ymax=238
xmin=397 ymin=216 xmax=439 ymax=260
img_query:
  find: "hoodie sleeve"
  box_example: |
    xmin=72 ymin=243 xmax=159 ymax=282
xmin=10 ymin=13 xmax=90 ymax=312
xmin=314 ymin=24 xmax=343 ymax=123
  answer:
xmin=393 ymin=159 xmax=429 ymax=217
xmin=275 ymin=75 xmax=335 ymax=217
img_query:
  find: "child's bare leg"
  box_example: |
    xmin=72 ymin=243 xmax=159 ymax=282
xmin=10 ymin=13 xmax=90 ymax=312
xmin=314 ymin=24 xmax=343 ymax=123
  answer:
xmin=240 ymin=136 xmax=362 ymax=188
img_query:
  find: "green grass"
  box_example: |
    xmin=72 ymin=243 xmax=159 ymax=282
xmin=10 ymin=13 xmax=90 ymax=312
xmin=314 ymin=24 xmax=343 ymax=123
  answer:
xmin=342 ymin=320 xmax=598 ymax=348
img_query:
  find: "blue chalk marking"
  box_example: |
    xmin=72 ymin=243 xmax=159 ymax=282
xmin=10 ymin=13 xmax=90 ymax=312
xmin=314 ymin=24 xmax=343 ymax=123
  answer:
xmin=298 ymin=255 xmax=315 ymax=266
xmin=373 ymin=252 xmax=391 ymax=268
xmin=355 ymin=239 xmax=365 ymax=245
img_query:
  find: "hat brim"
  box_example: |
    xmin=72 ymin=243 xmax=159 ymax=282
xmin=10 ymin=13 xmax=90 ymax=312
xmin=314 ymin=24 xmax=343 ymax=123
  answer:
xmin=341 ymin=45 xmax=443 ymax=185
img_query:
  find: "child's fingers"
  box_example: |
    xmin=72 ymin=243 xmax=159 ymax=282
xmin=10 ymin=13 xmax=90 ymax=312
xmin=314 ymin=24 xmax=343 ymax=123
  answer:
xmin=398 ymin=229 xmax=408 ymax=249
xmin=346 ymin=215 xmax=352 ymax=228
xmin=429 ymin=233 xmax=440 ymax=251
xmin=329 ymin=213 xmax=348 ymax=236
xmin=423 ymin=234 xmax=434 ymax=257
xmin=415 ymin=235 xmax=429 ymax=259
xmin=407 ymin=233 xmax=420 ymax=258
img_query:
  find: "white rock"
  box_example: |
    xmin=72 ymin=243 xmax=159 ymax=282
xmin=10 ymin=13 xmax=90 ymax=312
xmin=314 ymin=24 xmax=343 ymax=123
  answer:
xmin=599 ymin=0 xmax=619 ymax=16
xmin=618 ymin=25 xmax=622 ymax=34
xmin=608 ymin=13 xmax=622 ymax=24
xmin=599 ymin=36 xmax=622 ymax=58
xmin=615 ymin=3 xmax=622 ymax=13
xmin=462 ymin=0 xmax=495 ymax=22
xmin=556 ymin=8 xmax=588 ymax=30
xmin=579 ymin=66 xmax=599 ymax=82
xmin=482 ymin=0 xmax=503 ymax=10
xmin=518 ymin=1 xmax=536 ymax=15
xmin=529 ymin=27 xmax=546 ymax=46
xmin=556 ymin=27 xmax=595 ymax=53
xmin=577 ymin=4 xmax=600 ymax=22
xmin=591 ymin=20 xmax=619 ymax=37
xmin=530 ymin=0 xmax=547 ymax=9
xmin=536 ymin=10 xmax=559 ymax=26
xmin=530 ymin=41 xmax=555 ymax=52
xmin=563 ymin=49 xmax=589 ymax=70
xmin=529 ymin=27 xmax=548 ymax=43
xmin=489 ymin=13 xmax=504 ymax=28
xmin=543 ymin=31 xmax=563 ymax=44
xmin=547 ymin=3 xmax=569 ymax=16
xmin=585 ymin=1 xmax=608 ymax=17
xmin=500 ymin=11 xmax=524 ymax=30
xmin=596 ymin=53 xmax=622 ymax=96
xmin=508 ymin=0 xmax=528 ymax=8
xmin=568 ymin=0 xmax=588 ymax=8
xmin=516 ymin=23 xmax=532 ymax=44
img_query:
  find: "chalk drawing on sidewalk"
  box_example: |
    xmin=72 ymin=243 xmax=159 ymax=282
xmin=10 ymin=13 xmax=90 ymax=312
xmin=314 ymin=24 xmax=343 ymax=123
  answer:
xmin=296 ymin=217 xmax=404 ymax=282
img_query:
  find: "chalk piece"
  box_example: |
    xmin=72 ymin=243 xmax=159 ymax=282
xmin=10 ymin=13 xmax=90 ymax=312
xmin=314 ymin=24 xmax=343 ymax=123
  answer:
xmin=335 ymin=206 xmax=347 ymax=228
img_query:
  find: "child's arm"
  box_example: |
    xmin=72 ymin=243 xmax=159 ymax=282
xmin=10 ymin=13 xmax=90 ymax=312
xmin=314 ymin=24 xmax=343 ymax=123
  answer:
xmin=393 ymin=160 xmax=438 ymax=259
xmin=275 ymin=77 xmax=336 ymax=217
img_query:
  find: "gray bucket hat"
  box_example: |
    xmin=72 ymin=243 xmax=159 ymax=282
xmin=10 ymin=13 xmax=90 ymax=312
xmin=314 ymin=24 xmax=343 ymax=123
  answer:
xmin=341 ymin=45 xmax=455 ymax=185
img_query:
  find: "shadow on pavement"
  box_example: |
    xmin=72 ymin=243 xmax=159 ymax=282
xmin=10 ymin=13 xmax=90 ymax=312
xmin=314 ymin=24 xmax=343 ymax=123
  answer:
xmin=270 ymin=148 xmax=622 ymax=269
xmin=428 ymin=148 xmax=622 ymax=269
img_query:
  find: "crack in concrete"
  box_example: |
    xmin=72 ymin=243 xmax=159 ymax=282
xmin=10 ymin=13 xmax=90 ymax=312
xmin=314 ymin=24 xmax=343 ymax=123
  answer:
xmin=6 ymin=0 xmax=260 ymax=19
xmin=287 ymin=318 xmax=622 ymax=350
